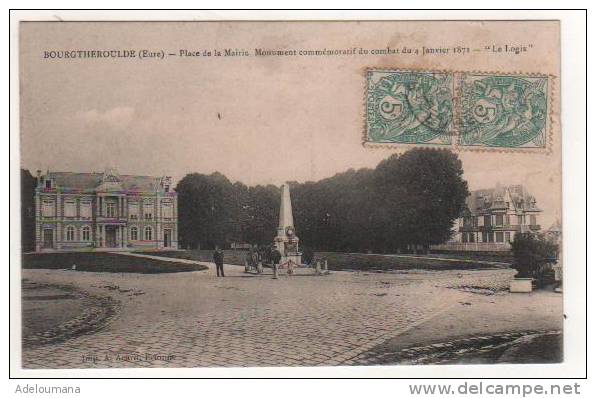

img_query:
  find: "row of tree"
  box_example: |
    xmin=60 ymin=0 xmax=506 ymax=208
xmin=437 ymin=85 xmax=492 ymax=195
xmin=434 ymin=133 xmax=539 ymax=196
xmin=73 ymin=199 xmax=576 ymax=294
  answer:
xmin=21 ymin=169 xmax=37 ymax=252
xmin=177 ymin=148 xmax=469 ymax=253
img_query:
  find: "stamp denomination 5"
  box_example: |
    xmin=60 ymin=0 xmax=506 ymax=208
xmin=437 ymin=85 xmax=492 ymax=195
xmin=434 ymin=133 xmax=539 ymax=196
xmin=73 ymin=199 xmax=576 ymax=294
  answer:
xmin=365 ymin=69 xmax=551 ymax=152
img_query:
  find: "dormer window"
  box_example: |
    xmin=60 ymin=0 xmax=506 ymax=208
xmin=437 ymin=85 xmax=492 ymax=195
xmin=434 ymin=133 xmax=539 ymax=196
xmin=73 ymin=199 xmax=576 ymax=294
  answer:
xmin=162 ymin=177 xmax=172 ymax=193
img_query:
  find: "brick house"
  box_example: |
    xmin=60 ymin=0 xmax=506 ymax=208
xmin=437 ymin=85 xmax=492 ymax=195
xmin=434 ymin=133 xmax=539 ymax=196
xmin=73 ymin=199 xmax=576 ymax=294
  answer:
xmin=34 ymin=168 xmax=178 ymax=252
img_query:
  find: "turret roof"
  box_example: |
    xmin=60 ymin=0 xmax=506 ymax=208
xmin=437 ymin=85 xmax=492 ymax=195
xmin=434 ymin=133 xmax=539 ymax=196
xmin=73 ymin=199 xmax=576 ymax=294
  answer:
xmin=465 ymin=184 xmax=541 ymax=215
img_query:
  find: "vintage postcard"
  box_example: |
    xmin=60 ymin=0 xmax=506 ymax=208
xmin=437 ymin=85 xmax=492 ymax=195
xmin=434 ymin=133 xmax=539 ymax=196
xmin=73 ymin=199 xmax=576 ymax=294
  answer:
xmin=14 ymin=18 xmax=569 ymax=376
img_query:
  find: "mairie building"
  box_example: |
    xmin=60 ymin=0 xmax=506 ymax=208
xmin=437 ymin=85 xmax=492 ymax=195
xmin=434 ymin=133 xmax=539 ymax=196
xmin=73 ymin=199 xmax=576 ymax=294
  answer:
xmin=34 ymin=168 xmax=178 ymax=252
xmin=433 ymin=184 xmax=542 ymax=252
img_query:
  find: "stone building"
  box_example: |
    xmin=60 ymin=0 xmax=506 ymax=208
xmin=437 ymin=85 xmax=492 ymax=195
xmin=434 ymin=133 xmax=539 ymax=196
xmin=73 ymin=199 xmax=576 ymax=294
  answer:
xmin=34 ymin=168 xmax=178 ymax=252
xmin=433 ymin=184 xmax=542 ymax=251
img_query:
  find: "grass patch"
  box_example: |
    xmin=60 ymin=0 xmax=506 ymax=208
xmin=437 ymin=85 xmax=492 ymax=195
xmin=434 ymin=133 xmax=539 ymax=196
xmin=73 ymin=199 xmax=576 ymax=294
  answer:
xmin=317 ymin=252 xmax=507 ymax=271
xmin=146 ymin=250 xmax=507 ymax=271
xmin=428 ymin=251 xmax=513 ymax=263
xmin=22 ymin=252 xmax=208 ymax=274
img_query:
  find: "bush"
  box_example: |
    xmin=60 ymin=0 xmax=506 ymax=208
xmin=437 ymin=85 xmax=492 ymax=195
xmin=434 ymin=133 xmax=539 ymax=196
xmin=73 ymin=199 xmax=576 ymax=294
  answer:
xmin=511 ymin=232 xmax=558 ymax=285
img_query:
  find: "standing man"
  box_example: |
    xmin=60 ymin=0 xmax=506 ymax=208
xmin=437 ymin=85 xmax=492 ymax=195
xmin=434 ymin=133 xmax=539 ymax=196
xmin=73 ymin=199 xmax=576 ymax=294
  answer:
xmin=271 ymin=246 xmax=282 ymax=266
xmin=213 ymin=245 xmax=225 ymax=277
xmin=270 ymin=246 xmax=282 ymax=279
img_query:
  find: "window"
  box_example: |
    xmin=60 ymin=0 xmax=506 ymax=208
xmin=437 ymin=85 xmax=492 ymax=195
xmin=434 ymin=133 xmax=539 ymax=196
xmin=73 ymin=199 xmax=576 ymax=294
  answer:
xmin=81 ymin=226 xmax=90 ymax=241
xmin=106 ymin=202 xmax=117 ymax=218
xmin=45 ymin=179 xmax=52 ymax=189
xmin=487 ymin=233 xmax=494 ymax=243
xmin=144 ymin=226 xmax=152 ymax=241
xmin=41 ymin=199 xmax=55 ymax=217
xmin=469 ymin=233 xmax=475 ymax=243
xmin=505 ymin=232 xmax=511 ymax=242
xmin=144 ymin=201 xmax=153 ymax=220
xmin=162 ymin=202 xmax=173 ymax=220
xmin=517 ymin=215 xmax=524 ymax=225
xmin=462 ymin=233 xmax=468 ymax=243
xmin=66 ymin=225 xmax=75 ymax=241
xmin=496 ymin=232 xmax=504 ymax=243
xmin=530 ymin=215 xmax=537 ymax=226
xmin=495 ymin=214 xmax=503 ymax=226
xmin=64 ymin=200 xmax=76 ymax=218
xmin=482 ymin=232 xmax=488 ymax=243
xmin=80 ymin=201 xmax=92 ymax=219
xmin=130 ymin=227 xmax=138 ymax=241
xmin=129 ymin=202 xmax=139 ymax=220
xmin=484 ymin=215 xmax=492 ymax=227
xmin=505 ymin=215 xmax=511 ymax=225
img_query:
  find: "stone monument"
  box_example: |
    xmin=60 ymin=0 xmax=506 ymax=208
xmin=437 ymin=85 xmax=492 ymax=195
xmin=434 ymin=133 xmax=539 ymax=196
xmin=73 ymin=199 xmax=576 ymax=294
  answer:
xmin=274 ymin=183 xmax=302 ymax=266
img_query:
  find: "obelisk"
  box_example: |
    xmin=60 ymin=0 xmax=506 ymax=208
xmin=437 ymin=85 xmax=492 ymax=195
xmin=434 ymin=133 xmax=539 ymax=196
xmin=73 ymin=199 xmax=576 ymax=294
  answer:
xmin=274 ymin=183 xmax=301 ymax=265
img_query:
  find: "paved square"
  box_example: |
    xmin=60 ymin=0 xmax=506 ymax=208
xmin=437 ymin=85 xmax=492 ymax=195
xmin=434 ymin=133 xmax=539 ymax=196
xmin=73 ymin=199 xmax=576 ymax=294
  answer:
xmin=21 ymin=257 xmax=558 ymax=369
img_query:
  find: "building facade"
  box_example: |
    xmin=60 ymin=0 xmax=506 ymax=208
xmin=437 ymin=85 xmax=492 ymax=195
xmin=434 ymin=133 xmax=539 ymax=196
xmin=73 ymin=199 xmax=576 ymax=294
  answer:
xmin=34 ymin=169 xmax=178 ymax=252
xmin=433 ymin=184 xmax=542 ymax=251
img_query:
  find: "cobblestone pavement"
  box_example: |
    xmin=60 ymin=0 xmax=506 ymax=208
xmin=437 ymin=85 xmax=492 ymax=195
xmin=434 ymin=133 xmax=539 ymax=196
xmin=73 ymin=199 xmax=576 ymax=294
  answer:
xmin=351 ymin=330 xmax=562 ymax=365
xmin=21 ymin=256 xmax=525 ymax=369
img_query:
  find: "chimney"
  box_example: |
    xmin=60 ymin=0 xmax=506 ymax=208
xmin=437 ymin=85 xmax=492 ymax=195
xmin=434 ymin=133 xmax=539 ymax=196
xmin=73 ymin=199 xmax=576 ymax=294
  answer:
xmin=36 ymin=170 xmax=41 ymax=185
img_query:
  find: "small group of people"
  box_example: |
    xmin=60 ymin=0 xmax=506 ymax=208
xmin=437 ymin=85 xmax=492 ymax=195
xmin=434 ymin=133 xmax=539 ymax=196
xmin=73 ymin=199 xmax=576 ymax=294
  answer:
xmin=212 ymin=244 xmax=283 ymax=277
xmin=244 ymin=244 xmax=283 ymax=273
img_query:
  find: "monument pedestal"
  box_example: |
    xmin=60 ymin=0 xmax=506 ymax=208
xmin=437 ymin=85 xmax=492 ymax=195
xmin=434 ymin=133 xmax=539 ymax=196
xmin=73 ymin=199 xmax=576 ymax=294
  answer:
xmin=273 ymin=236 xmax=302 ymax=266
xmin=282 ymin=252 xmax=302 ymax=266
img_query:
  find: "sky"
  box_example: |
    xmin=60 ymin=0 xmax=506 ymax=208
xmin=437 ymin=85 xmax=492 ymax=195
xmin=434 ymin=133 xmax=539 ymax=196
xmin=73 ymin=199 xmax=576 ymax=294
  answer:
xmin=19 ymin=21 xmax=561 ymax=228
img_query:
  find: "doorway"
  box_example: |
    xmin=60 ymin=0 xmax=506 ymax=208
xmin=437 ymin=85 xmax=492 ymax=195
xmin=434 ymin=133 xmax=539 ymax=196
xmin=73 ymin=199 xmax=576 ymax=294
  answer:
xmin=105 ymin=226 xmax=117 ymax=248
xmin=164 ymin=229 xmax=171 ymax=248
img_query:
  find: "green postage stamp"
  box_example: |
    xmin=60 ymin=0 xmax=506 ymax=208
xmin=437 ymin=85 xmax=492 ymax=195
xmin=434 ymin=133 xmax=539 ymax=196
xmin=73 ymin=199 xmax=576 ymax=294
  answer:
xmin=365 ymin=69 xmax=551 ymax=150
